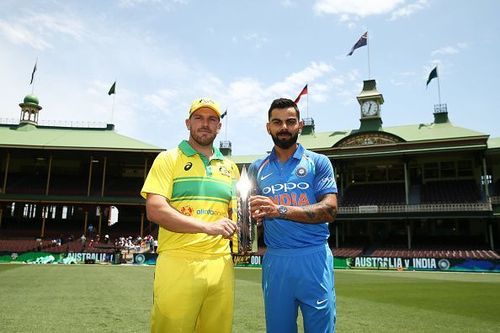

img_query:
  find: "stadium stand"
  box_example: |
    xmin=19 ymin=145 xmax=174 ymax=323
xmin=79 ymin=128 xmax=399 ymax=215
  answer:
xmin=369 ymin=247 xmax=500 ymax=260
xmin=341 ymin=183 xmax=406 ymax=206
xmin=421 ymin=180 xmax=481 ymax=204
xmin=1 ymin=80 xmax=499 ymax=266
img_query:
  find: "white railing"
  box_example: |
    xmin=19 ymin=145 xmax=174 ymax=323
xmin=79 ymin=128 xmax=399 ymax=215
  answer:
xmin=0 ymin=118 xmax=18 ymax=125
xmin=0 ymin=118 xmax=107 ymax=128
xmin=339 ymin=202 xmax=492 ymax=214
xmin=490 ymin=196 xmax=500 ymax=205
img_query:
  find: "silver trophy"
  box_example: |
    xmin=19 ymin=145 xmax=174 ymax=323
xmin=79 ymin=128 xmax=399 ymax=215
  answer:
xmin=236 ymin=166 xmax=258 ymax=253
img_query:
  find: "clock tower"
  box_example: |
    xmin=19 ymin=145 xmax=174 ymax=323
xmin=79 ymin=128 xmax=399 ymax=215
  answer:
xmin=356 ymin=79 xmax=384 ymax=131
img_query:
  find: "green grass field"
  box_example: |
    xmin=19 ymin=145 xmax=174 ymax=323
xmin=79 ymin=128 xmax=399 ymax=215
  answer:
xmin=0 ymin=264 xmax=499 ymax=333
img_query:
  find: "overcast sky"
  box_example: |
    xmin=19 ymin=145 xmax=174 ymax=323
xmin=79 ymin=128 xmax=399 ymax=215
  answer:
xmin=1 ymin=0 xmax=498 ymax=155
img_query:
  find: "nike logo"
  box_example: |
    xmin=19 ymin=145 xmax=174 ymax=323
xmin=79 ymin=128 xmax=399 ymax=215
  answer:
xmin=260 ymin=173 xmax=272 ymax=181
xmin=316 ymin=299 xmax=328 ymax=305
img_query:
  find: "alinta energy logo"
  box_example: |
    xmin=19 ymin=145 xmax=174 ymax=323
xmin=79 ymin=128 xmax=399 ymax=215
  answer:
xmin=179 ymin=206 xmax=194 ymax=216
xmin=197 ymin=208 xmax=226 ymax=217
xmin=184 ymin=162 xmax=193 ymax=171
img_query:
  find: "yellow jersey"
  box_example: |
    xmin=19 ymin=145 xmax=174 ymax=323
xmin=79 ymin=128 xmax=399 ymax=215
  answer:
xmin=141 ymin=140 xmax=239 ymax=255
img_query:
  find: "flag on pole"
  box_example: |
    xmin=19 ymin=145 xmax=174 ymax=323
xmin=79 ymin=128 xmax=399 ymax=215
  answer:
xmin=294 ymin=84 xmax=308 ymax=104
xmin=30 ymin=61 xmax=37 ymax=85
xmin=108 ymin=81 xmax=116 ymax=95
xmin=221 ymin=109 xmax=227 ymax=119
xmin=347 ymin=31 xmax=368 ymax=56
xmin=426 ymin=66 xmax=438 ymax=87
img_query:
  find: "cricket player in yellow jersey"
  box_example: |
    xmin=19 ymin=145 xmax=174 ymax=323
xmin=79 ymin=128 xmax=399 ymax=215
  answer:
xmin=141 ymin=98 xmax=240 ymax=333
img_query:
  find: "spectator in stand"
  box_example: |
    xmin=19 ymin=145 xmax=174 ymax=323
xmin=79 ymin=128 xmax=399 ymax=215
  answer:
xmin=87 ymin=224 xmax=94 ymax=237
xmin=249 ymin=98 xmax=338 ymax=333
xmin=104 ymin=234 xmax=110 ymax=244
xmin=80 ymin=234 xmax=87 ymax=247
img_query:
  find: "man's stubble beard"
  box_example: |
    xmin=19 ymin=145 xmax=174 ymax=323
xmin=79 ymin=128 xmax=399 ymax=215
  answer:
xmin=190 ymin=129 xmax=217 ymax=147
xmin=270 ymin=131 xmax=299 ymax=149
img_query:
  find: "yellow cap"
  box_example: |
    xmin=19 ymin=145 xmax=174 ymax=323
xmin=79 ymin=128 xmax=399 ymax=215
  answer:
xmin=189 ymin=97 xmax=221 ymax=118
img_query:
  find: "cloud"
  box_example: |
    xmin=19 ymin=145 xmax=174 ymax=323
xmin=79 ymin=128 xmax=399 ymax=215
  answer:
xmin=431 ymin=43 xmax=467 ymax=56
xmin=313 ymin=0 xmax=429 ymax=26
xmin=0 ymin=12 xmax=85 ymax=50
xmin=0 ymin=20 xmax=51 ymax=50
xmin=232 ymin=32 xmax=270 ymax=49
xmin=117 ymin=0 xmax=188 ymax=9
xmin=313 ymin=0 xmax=404 ymax=17
xmin=390 ymin=0 xmax=430 ymax=20
xmin=280 ymin=0 xmax=296 ymax=8
xmin=144 ymin=89 xmax=179 ymax=112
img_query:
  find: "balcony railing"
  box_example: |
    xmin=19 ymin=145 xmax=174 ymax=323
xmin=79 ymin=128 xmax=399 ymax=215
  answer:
xmin=339 ymin=202 xmax=492 ymax=214
xmin=490 ymin=196 xmax=500 ymax=205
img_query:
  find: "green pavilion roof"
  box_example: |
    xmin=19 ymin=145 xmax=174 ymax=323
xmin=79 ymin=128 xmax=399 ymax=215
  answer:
xmin=0 ymin=123 xmax=162 ymax=152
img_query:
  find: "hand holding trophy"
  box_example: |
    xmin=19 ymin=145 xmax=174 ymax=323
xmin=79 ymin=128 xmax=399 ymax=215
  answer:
xmin=236 ymin=166 xmax=258 ymax=254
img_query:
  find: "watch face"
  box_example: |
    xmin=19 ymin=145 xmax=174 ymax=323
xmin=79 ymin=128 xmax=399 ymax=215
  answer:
xmin=278 ymin=205 xmax=287 ymax=216
xmin=361 ymin=100 xmax=378 ymax=116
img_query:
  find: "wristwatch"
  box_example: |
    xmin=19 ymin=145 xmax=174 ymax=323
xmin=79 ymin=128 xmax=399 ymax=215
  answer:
xmin=277 ymin=205 xmax=287 ymax=218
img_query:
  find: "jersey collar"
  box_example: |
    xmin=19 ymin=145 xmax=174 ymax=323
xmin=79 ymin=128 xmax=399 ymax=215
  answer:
xmin=269 ymin=143 xmax=304 ymax=162
xmin=178 ymin=140 xmax=224 ymax=160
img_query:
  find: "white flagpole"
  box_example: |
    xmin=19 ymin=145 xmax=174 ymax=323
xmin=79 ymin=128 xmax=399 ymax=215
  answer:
xmin=111 ymin=79 xmax=116 ymax=124
xmin=31 ymin=57 xmax=38 ymax=95
xmin=111 ymin=94 xmax=116 ymax=124
xmin=367 ymin=31 xmax=371 ymax=79
xmin=225 ymin=110 xmax=228 ymax=141
xmin=306 ymin=84 xmax=309 ymax=118
xmin=436 ymin=66 xmax=441 ymax=105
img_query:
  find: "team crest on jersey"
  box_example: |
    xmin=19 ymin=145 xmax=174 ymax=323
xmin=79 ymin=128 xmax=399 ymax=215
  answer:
xmin=179 ymin=206 xmax=194 ymax=216
xmin=219 ymin=165 xmax=231 ymax=177
xmin=296 ymin=167 xmax=307 ymax=177
xmin=184 ymin=162 xmax=193 ymax=171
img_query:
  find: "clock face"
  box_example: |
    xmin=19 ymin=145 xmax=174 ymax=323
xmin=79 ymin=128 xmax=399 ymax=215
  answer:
xmin=361 ymin=100 xmax=378 ymax=116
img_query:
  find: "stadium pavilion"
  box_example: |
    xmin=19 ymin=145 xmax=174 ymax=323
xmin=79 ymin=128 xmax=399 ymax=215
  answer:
xmin=0 ymin=94 xmax=162 ymax=248
xmin=228 ymin=79 xmax=500 ymax=259
xmin=1 ymin=79 xmax=499 ymax=259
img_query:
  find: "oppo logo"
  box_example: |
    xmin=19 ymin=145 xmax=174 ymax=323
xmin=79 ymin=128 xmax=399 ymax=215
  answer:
xmin=184 ymin=162 xmax=193 ymax=171
xmin=262 ymin=182 xmax=310 ymax=195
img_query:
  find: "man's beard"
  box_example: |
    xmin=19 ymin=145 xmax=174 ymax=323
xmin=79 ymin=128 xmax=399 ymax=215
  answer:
xmin=191 ymin=129 xmax=217 ymax=147
xmin=271 ymin=131 xmax=299 ymax=149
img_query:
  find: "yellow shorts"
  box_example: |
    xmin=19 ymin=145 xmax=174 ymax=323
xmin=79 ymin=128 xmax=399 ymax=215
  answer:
xmin=151 ymin=251 xmax=234 ymax=333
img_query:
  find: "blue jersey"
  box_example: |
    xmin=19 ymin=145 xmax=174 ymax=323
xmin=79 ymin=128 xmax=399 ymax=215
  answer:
xmin=249 ymin=144 xmax=337 ymax=249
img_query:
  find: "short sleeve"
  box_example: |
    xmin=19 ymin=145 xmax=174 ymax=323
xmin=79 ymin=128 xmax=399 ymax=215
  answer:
xmin=140 ymin=151 xmax=175 ymax=200
xmin=313 ymin=154 xmax=337 ymax=198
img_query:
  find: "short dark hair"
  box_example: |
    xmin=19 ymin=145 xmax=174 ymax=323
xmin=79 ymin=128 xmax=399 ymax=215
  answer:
xmin=267 ymin=98 xmax=300 ymax=120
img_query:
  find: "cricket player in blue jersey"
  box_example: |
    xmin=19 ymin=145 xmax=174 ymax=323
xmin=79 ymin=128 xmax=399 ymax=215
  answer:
xmin=249 ymin=98 xmax=338 ymax=333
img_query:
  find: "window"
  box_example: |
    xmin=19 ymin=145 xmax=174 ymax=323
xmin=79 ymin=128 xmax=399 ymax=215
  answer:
xmin=457 ymin=160 xmax=473 ymax=177
xmin=440 ymin=161 xmax=456 ymax=178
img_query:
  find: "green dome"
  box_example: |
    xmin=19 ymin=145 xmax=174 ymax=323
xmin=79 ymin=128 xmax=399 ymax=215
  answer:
xmin=23 ymin=95 xmax=39 ymax=105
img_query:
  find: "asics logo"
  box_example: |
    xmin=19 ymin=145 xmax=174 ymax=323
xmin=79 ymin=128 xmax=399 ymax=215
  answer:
xmin=260 ymin=173 xmax=273 ymax=181
xmin=262 ymin=182 xmax=310 ymax=195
